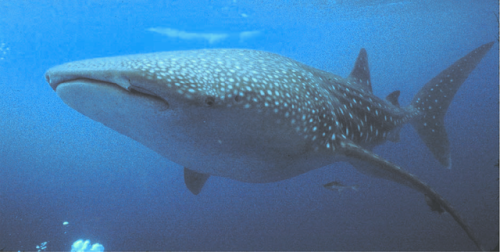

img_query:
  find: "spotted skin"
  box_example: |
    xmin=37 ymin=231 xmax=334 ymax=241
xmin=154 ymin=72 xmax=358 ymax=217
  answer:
xmin=45 ymin=42 xmax=494 ymax=250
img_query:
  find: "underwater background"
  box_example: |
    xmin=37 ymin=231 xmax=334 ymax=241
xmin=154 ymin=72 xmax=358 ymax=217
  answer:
xmin=0 ymin=0 xmax=498 ymax=251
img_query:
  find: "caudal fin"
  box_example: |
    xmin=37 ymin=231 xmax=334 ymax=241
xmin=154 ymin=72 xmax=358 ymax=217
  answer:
xmin=410 ymin=42 xmax=494 ymax=168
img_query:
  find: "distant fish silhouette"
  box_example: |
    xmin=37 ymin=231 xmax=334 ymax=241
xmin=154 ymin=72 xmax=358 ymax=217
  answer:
xmin=323 ymin=181 xmax=358 ymax=193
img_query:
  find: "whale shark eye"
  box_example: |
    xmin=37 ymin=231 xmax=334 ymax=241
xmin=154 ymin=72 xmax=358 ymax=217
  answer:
xmin=205 ymin=96 xmax=215 ymax=106
xmin=234 ymin=95 xmax=241 ymax=102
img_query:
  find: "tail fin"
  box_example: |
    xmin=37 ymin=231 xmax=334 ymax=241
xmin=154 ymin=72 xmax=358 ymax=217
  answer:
xmin=410 ymin=42 xmax=494 ymax=168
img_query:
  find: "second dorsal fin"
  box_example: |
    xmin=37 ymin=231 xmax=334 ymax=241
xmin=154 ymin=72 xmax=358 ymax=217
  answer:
xmin=348 ymin=48 xmax=372 ymax=93
xmin=386 ymin=90 xmax=400 ymax=107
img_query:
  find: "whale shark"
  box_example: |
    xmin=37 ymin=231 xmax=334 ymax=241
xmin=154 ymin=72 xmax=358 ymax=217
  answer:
xmin=45 ymin=41 xmax=494 ymax=250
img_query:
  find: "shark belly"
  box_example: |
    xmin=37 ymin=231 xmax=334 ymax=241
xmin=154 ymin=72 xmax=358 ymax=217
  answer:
xmin=57 ymin=79 xmax=341 ymax=183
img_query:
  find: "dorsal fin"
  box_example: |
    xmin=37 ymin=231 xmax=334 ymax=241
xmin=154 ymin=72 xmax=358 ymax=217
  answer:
xmin=184 ymin=167 xmax=210 ymax=195
xmin=348 ymin=48 xmax=372 ymax=92
xmin=386 ymin=90 xmax=400 ymax=107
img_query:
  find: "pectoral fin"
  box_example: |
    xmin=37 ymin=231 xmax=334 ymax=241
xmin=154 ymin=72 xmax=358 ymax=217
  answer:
xmin=184 ymin=167 xmax=210 ymax=195
xmin=341 ymin=140 xmax=482 ymax=251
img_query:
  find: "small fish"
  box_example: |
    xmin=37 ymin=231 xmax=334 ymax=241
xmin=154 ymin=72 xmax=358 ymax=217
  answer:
xmin=425 ymin=195 xmax=444 ymax=214
xmin=323 ymin=181 xmax=358 ymax=193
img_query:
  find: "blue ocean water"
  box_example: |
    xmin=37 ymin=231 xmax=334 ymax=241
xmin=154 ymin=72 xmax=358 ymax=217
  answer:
xmin=0 ymin=0 xmax=498 ymax=251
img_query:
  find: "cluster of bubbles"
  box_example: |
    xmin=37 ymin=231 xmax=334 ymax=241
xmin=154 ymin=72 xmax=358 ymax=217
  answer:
xmin=22 ymin=222 xmax=105 ymax=252
xmin=34 ymin=239 xmax=104 ymax=252
xmin=36 ymin=241 xmax=47 ymax=252
xmin=0 ymin=42 xmax=9 ymax=60
xmin=71 ymin=240 xmax=104 ymax=252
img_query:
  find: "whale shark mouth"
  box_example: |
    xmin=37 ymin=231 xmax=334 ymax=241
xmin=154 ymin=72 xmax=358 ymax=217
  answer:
xmin=46 ymin=71 xmax=161 ymax=99
xmin=45 ymin=66 xmax=172 ymax=113
xmin=54 ymin=78 xmax=170 ymax=115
